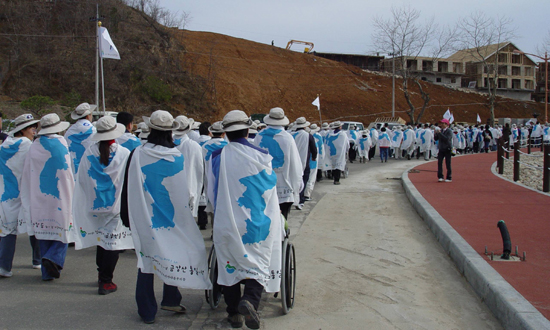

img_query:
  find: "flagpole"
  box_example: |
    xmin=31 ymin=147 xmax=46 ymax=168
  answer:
xmin=95 ymin=4 xmax=99 ymax=109
xmin=101 ymin=56 xmax=106 ymax=115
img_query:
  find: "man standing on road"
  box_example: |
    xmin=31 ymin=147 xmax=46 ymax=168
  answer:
xmin=291 ymin=117 xmax=317 ymax=210
xmin=436 ymin=118 xmax=453 ymax=182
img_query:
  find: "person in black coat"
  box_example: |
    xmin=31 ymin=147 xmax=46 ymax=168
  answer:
xmin=435 ymin=119 xmax=453 ymax=182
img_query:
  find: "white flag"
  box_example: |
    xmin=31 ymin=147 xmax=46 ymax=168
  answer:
xmin=443 ymin=109 xmax=452 ymax=121
xmin=476 ymin=114 xmax=481 ymax=123
xmin=449 ymin=113 xmax=455 ymax=124
xmin=99 ymin=27 xmax=120 ymax=60
xmin=312 ymin=96 xmax=320 ymax=111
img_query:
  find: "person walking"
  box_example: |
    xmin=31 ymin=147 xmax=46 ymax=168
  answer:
xmin=20 ymin=113 xmax=74 ymax=281
xmin=324 ymin=121 xmax=349 ymax=185
xmin=73 ymin=116 xmax=133 ymax=295
xmin=121 ymin=110 xmax=210 ymax=324
xmin=0 ymin=114 xmax=41 ymax=277
xmin=291 ymin=117 xmax=317 ymax=210
xmin=64 ymin=103 xmax=97 ymax=175
xmin=253 ymin=107 xmax=302 ymax=220
xmin=211 ymin=110 xmax=282 ymax=329
xmin=436 ymin=118 xmax=453 ymax=182
xmin=378 ymin=127 xmax=391 ymax=162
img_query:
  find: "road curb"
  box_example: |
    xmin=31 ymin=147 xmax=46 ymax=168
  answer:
xmin=401 ymin=167 xmax=550 ymax=330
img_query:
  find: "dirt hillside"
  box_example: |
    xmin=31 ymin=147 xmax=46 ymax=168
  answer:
xmin=174 ymin=30 xmax=545 ymax=125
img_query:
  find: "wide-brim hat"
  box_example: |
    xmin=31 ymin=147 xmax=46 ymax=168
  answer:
xmin=321 ymin=122 xmax=329 ymax=129
xmin=91 ymin=116 xmax=126 ymax=141
xmin=139 ymin=131 xmax=150 ymax=139
xmin=222 ymin=110 xmax=252 ymax=132
xmin=329 ymin=121 xmax=342 ymax=129
xmin=38 ymin=113 xmax=70 ymax=135
xmin=309 ymin=123 xmax=320 ymax=133
xmin=192 ymin=121 xmax=201 ymax=130
xmin=174 ymin=115 xmax=192 ymax=135
xmin=71 ymin=102 xmax=97 ymax=120
xmin=143 ymin=110 xmax=180 ymax=131
xmin=264 ymin=107 xmax=289 ymax=126
xmin=294 ymin=117 xmax=310 ymax=129
xmin=9 ymin=114 xmax=39 ymax=136
xmin=248 ymin=122 xmax=258 ymax=134
xmin=209 ymin=121 xmax=225 ymax=134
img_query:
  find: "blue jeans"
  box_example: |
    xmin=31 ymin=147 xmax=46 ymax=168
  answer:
xmin=380 ymin=147 xmax=389 ymax=161
xmin=136 ymin=269 xmax=182 ymax=322
xmin=0 ymin=235 xmax=41 ymax=271
xmin=38 ymin=240 xmax=68 ymax=280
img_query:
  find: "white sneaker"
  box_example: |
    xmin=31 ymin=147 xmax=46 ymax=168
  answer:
xmin=445 ymin=179 xmax=452 ymax=182
xmin=0 ymin=267 xmax=13 ymax=278
xmin=438 ymin=178 xmax=444 ymax=182
xmin=32 ymin=264 xmax=41 ymax=269
xmin=295 ymin=204 xmax=303 ymax=210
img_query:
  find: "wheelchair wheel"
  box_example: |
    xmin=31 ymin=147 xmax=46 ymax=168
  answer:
xmin=205 ymin=246 xmax=222 ymax=309
xmin=280 ymin=239 xmax=296 ymax=314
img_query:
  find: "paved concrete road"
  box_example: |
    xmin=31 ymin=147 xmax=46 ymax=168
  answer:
xmin=0 ymin=159 xmax=502 ymax=329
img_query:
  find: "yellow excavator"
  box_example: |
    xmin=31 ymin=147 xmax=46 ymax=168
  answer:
xmin=285 ymin=40 xmax=314 ymax=53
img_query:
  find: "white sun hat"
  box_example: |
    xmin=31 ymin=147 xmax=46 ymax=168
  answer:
xmin=143 ymin=110 xmax=180 ymax=131
xmin=263 ymin=107 xmax=290 ymax=126
xmin=9 ymin=114 xmax=40 ymax=136
xmin=294 ymin=117 xmax=311 ymax=129
xmin=209 ymin=121 xmax=225 ymax=134
xmin=309 ymin=123 xmax=320 ymax=133
xmin=91 ymin=116 xmax=126 ymax=141
xmin=71 ymin=102 xmax=97 ymax=120
xmin=329 ymin=121 xmax=342 ymax=129
xmin=222 ymin=110 xmax=252 ymax=132
xmin=174 ymin=115 xmax=192 ymax=135
xmin=37 ymin=113 xmax=71 ymax=136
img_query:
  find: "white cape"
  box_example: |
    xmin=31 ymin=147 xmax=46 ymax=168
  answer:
xmin=253 ymin=126 xmax=302 ymax=204
xmin=73 ymin=143 xmax=133 ymax=250
xmin=116 ymin=132 xmax=142 ymax=151
xmin=391 ymin=130 xmax=403 ymax=148
xmin=213 ymin=142 xmax=282 ymax=292
xmin=127 ymin=144 xmax=211 ymax=289
xmin=324 ymin=130 xmax=349 ymax=171
xmin=64 ymin=119 xmax=96 ymax=175
xmin=419 ymin=129 xmax=433 ymax=152
xmin=0 ymin=137 xmax=32 ymax=236
xmin=292 ymin=130 xmax=309 ymax=173
xmin=357 ymin=136 xmax=371 ymax=158
xmin=20 ymin=135 xmax=75 ymax=243
xmin=174 ymin=135 xmax=204 ymax=217
xmin=401 ymin=129 xmax=415 ymax=150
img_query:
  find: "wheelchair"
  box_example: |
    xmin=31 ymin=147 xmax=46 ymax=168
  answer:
xmin=205 ymin=216 xmax=296 ymax=314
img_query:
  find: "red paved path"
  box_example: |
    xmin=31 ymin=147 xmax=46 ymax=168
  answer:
xmin=408 ymin=152 xmax=550 ymax=319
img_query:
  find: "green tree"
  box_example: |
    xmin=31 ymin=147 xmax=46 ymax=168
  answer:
xmin=20 ymin=95 xmax=55 ymax=116
xmin=142 ymin=76 xmax=172 ymax=103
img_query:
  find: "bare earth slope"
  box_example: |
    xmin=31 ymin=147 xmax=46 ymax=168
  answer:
xmin=176 ymin=30 xmax=544 ymax=124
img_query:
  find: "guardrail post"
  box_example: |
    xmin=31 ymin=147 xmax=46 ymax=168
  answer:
xmin=497 ymin=138 xmax=504 ymax=175
xmin=544 ymin=143 xmax=550 ymax=193
xmin=514 ymin=141 xmax=520 ymax=182
xmin=505 ymin=138 xmax=510 ymax=159
xmin=528 ymin=131 xmax=532 ymax=154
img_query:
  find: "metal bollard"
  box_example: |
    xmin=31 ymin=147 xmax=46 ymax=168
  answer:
xmin=528 ymin=131 xmax=532 ymax=154
xmin=514 ymin=141 xmax=520 ymax=182
xmin=497 ymin=220 xmax=511 ymax=260
xmin=497 ymin=138 xmax=504 ymax=175
xmin=544 ymin=143 xmax=550 ymax=193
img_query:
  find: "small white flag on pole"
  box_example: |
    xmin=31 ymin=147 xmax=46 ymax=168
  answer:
xmin=312 ymin=96 xmax=320 ymax=111
xmin=449 ymin=113 xmax=455 ymax=124
xmin=443 ymin=109 xmax=452 ymax=121
xmin=476 ymin=114 xmax=481 ymax=123
xmin=99 ymin=27 xmax=120 ymax=60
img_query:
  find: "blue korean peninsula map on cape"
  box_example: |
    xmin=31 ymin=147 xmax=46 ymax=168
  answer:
xmin=326 ymin=134 xmax=340 ymax=156
xmin=0 ymin=139 xmax=23 ymax=201
xmin=258 ymin=128 xmax=284 ymax=169
xmin=141 ymin=154 xmax=184 ymax=229
xmin=87 ymin=153 xmax=116 ymax=209
xmin=204 ymin=140 xmax=227 ymax=161
xmin=67 ymin=127 xmax=93 ymax=173
xmin=40 ymin=137 xmax=69 ymax=199
xmin=121 ymin=137 xmax=141 ymax=152
xmin=237 ymin=169 xmax=277 ymax=245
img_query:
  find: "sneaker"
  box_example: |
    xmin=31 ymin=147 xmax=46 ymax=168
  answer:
xmin=445 ymin=179 xmax=452 ymax=183
xmin=32 ymin=264 xmax=41 ymax=269
xmin=142 ymin=318 xmax=155 ymax=324
xmin=304 ymin=196 xmax=311 ymax=201
xmin=295 ymin=204 xmax=303 ymax=210
xmin=238 ymin=300 xmax=260 ymax=330
xmin=42 ymin=259 xmax=60 ymax=279
xmin=0 ymin=267 xmax=13 ymax=278
xmin=438 ymin=178 xmax=444 ymax=182
xmin=334 ymin=181 xmax=341 ymax=185
xmin=160 ymin=304 xmax=187 ymax=313
xmin=98 ymin=282 xmax=118 ymax=295
xmin=228 ymin=314 xmax=244 ymax=328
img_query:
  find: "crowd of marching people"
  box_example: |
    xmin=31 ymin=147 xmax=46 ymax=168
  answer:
xmin=0 ymin=102 xmax=548 ymax=328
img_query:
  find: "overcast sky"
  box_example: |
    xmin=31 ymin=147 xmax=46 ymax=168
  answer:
xmin=160 ymin=0 xmax=549 ymax=58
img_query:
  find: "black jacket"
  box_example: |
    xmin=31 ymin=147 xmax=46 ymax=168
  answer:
xmin=437 ymin=128 xmax=453 ymax=151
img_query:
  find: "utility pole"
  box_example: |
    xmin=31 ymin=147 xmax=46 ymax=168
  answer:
xmin=389 ymin=52 xmax=399 ymax=118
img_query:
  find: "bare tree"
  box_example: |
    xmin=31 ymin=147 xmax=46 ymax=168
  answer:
xmin=372 ymin=5 xmax=436 ymax=124
xmin=536 ymin=29 xmax=550 ymax=56
xmin=456 ymin=12 xmax=515 ymax=125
